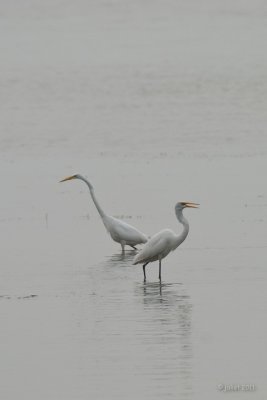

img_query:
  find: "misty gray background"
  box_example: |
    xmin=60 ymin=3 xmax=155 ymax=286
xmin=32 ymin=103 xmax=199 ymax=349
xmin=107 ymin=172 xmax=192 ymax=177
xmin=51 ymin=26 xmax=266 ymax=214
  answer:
xmin=0 ymin=0 xmax=266 ymax=399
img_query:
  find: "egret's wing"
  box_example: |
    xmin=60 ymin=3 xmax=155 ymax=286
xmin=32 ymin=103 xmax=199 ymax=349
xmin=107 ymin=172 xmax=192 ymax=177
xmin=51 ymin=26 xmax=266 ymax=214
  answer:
xmin=133 ymin=230 xmax=173 ymax=264
xmin=109 ymin=217 xmax=147 ymax=243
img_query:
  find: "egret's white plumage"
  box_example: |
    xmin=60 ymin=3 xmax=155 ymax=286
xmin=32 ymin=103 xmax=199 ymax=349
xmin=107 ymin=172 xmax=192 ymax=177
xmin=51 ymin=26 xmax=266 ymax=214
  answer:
xmin=60 ymin=174 xmax=148 ymax=251
xmin=133 ymin=202 xmax=199 ymax=281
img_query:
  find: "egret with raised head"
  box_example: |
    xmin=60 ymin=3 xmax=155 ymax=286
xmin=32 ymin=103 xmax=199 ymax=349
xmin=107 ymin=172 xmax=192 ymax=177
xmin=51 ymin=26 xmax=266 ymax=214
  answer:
xmin=133 ymin=202 xmax=199 ymax=281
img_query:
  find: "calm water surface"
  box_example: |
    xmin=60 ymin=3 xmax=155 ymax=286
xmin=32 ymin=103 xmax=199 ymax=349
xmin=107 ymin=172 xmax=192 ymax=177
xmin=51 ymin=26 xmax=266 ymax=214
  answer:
xmin=0 ymin=0 xmax=267 ymax=399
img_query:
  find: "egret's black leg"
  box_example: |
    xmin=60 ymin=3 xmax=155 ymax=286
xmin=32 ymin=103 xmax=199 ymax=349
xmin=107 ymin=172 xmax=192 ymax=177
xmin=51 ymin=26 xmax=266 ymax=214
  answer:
xmin=143 ymin=262 xmax=149 ymax=282
xmin=159 ymin=259 xmax=162 ymax=281
xmin=130 ymin=245 xmax=137 ymax=250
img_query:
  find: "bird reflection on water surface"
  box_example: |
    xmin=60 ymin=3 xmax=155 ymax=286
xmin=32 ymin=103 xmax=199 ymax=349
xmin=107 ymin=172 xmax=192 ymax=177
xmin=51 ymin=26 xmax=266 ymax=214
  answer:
xmin=103 ymin=249 xmax=137 ymax=267
xmin=97 ymin=253 xmax=194 ymax=398
xmin=135 ymin=280 xmax=193 ymax=398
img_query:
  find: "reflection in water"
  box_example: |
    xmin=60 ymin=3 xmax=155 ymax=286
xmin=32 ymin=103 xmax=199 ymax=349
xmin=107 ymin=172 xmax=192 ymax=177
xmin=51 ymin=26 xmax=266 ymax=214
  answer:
xmin=136 ymin=281 xmax=193 ymax=399
xmin=97 ymin=250 xmax=138 ymax=282
xmin=102 ymin=249 xmax=137 ymax=268
xmin=95 ymin=253 xmax=193 ymax=399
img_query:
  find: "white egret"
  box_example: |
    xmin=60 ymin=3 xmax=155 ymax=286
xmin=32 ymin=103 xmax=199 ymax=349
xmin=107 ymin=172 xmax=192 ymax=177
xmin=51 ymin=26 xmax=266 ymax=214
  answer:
xmin=133 ymin=202 xmax=199 ymax=281
xmin=60 ymin=174 xmax=148 ymax=251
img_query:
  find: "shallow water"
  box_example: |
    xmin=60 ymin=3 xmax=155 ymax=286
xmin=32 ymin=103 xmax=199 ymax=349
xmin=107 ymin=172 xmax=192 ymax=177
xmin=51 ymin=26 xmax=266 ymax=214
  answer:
xmin=0 ymin=0 xmax=267 ymax=399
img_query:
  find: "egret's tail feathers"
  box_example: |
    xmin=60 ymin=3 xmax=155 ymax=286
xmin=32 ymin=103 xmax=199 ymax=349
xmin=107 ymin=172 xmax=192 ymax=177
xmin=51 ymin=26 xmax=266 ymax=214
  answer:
xmin=133 ymin=253 xmax=143 ymax=265
xmin=141 ymin=234 xmax=149 ymax=244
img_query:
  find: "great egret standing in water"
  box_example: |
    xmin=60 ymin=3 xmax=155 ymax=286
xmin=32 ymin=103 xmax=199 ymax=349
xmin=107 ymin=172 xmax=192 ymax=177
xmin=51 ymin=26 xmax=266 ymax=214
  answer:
xmin=60 ymin=174 xmax=148 ymax=252
xmin=133 ymin=202 xmax=199 ymax=281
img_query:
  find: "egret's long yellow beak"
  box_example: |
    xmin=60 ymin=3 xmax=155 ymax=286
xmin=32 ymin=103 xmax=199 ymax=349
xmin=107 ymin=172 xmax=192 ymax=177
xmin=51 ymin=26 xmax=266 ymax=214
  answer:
xmin=59 ymin=175 xmax=76 ymax=183
xmin=184 ymin=202 xmax=199 ymax=208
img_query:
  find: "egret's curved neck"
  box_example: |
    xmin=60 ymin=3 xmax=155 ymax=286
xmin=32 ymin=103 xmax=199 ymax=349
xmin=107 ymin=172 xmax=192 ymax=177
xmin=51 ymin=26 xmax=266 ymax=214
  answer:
xmin=173 ymin=208 xmax=189 ymax=250
xmin=78 ymin=176 xmax=106 ymax=219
